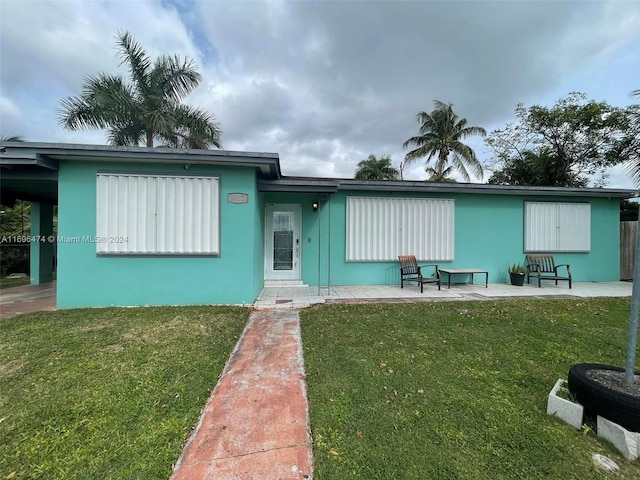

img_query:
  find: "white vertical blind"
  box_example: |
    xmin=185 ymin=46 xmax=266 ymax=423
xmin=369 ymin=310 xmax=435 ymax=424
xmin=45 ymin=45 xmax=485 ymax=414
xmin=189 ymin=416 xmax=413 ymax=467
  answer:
xmin=525 ymin=202 xmax=590 ymax=252
xmin=346 ymin=197 xmax=454 ymax=261
xmin=96 ymin=174 xmax=219 ymax=255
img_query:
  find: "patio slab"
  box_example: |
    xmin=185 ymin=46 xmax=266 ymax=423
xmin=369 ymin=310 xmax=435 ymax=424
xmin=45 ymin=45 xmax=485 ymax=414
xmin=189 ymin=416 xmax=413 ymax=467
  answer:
xmin=0 ymin=281 xmax=56 ymax=320
xmin=253 ymin=282 xmax=632 ymax=309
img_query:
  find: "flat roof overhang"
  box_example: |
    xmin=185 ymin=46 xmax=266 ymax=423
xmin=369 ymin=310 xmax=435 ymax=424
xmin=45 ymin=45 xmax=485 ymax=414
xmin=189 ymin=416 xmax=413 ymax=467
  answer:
xmin=335 ymin=179 xmax=638 ymax=198
xmin=0 ymin=142 xmax=281 ymax=179
xmin=258 ymin=178 xmax=339 ymax=193
xmin=1 ymin=142 xmax=636 ymax=202
xmin=0 ymin=142 xmax=282 ymax=205
xmin=0 ymin=152 xmax=59 ymax=205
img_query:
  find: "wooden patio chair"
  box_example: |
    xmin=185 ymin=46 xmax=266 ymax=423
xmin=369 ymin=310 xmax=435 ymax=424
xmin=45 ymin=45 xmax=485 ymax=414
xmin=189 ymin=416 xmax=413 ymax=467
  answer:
xmin=525 ymin=254 xmax=572 ymax=288
xmin=398 ymin=255 xmax=440 ymax=292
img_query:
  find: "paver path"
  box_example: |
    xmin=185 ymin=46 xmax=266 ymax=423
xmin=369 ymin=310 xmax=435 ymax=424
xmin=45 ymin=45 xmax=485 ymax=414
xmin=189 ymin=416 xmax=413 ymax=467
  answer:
xmin=171 ymin=309 xmax=313 ymax=480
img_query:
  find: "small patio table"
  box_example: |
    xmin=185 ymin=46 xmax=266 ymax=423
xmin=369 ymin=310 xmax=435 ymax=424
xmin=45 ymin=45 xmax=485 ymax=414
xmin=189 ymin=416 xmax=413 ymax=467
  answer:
xmin=439 ymin=268 xmax=488 ymax=289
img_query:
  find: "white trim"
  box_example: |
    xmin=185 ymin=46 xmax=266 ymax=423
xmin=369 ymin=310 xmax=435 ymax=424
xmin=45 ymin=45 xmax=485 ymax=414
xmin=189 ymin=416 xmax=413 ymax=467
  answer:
xmin=264 ymin=204 xmax=302 ymax=280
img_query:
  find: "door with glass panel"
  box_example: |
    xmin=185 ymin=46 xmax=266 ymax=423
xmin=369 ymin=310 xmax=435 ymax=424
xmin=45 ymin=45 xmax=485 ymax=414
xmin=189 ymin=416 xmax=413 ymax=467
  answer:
xmin=265 ymin=205 xmax=301 ymax=280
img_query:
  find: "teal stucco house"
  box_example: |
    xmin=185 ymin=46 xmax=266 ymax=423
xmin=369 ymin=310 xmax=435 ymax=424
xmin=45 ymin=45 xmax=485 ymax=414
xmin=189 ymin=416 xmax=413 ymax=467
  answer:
xmin=0 ymin=142 xmax=634 ymax=308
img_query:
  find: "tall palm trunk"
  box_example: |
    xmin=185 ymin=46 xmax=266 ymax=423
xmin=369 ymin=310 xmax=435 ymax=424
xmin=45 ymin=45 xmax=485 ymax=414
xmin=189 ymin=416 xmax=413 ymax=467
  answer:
xmin=146 ymin=130 xmax=154 ymax=148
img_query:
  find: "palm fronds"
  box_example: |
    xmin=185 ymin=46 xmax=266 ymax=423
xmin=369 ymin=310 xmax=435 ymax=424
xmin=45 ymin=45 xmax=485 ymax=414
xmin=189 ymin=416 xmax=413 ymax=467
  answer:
xmin=403 ymin=100 xmax=485 ymax=181
xmin=59 ymin=31 xmax=221 ymax=148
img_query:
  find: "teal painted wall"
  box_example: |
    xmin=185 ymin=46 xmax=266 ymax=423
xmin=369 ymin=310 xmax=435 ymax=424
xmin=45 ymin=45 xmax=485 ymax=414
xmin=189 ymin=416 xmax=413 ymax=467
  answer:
xmin=57 ymin=161 xmax=261 ymax=308
xmin=57 ymin=163 xmax=623 ymax=308
xmin=315 ymin=191 xmax=621 ymax=286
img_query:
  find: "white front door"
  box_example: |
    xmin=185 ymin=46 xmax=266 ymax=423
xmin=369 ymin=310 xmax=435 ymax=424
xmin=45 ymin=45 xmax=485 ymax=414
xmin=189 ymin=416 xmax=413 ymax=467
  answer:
xmin=265 ymin=204 xmax=301 ymax=280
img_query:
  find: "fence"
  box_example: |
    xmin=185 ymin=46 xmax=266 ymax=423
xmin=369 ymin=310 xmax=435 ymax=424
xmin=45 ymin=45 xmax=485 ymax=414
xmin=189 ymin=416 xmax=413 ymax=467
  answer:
xmin=621 ymin=221 xmax=638 ymax=281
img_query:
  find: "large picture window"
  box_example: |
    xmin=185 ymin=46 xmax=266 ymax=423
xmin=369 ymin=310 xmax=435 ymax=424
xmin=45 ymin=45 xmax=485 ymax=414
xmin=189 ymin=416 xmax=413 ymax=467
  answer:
xmin=96 ymin=173 xmax=220 ymax=255
xmin=346 ymin=197 xmax=454 ymax=261
xmin=524 ymin=202 xmax=590 ymax=253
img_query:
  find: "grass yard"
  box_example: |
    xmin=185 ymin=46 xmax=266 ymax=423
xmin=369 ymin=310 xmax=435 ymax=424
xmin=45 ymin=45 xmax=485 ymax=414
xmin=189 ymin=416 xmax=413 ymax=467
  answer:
xmin=0 ymin=306 xmax=248 ymax=479
xmin=301 ymin=298 xmax=640 ymax=479
xmin=0 ymin=276 xmax=30 ymax=289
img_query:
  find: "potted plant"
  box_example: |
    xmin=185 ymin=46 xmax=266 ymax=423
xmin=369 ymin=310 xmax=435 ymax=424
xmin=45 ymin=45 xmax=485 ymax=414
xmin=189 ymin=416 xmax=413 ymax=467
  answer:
xmin=507 ymin=262 xmax=526 ymax=286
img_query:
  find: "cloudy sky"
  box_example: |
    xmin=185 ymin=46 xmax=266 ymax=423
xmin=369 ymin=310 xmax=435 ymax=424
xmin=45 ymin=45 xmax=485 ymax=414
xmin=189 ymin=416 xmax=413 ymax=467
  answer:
xmin=1 ymin=0 xmax=639 ymax=187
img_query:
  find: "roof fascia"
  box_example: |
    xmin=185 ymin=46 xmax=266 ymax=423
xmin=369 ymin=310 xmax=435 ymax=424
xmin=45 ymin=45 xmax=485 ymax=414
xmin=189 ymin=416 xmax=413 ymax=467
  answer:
xmin=335 ymin=180 xmax=637 ymax=199
xmin=257 ymin=179 xmax=339 ymax=193
xmin=0 ymin=142 xmax=281 ymax=178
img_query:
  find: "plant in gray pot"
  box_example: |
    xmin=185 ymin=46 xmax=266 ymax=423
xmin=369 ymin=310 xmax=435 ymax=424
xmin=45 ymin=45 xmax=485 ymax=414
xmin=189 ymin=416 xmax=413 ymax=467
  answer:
xmin=507 ymin=262 xmax=526 ymax=286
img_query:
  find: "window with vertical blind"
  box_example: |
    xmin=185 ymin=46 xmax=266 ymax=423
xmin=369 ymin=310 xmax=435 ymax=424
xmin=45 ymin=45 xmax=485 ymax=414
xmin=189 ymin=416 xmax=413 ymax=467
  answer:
xmin=524 ymin=202 xmax=590 ymax=252
xmin=96 ymin=173 xmax=220 ymax=255
xmin=346 ymin=197 xmax=454 ymax=261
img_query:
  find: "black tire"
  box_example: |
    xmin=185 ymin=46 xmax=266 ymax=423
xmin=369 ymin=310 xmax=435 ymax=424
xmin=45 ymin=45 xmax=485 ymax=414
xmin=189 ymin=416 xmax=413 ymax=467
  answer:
xmin=568 ymin=363 xmax=640 ymax=432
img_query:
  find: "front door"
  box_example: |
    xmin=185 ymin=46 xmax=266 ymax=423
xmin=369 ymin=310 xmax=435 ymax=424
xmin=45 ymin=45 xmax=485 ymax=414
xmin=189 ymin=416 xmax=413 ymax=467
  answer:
xmin=265 ymin=204 xmax=301 ymax=280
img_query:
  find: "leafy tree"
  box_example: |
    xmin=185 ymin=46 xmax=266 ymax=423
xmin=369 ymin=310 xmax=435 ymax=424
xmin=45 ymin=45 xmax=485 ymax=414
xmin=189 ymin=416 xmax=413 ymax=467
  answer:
xmin=59 ymin=31 xmax=221 ymax=148
xmin=621 ymin=199 xmax=639 ymax=221
xmin=403 ymin=100 xmax=486 ymax=182
xmin=486 ymin=92 xmax=636 ymax=187
xmin=622 ymin=90 xmax=640 ymax=187
xmin=354 ymin=154 xmax=399 ymax=180
xmin=0 ymin=200 xmax=30 ymax=236
xmin=488 ymin=148 xmax=587 ymax=187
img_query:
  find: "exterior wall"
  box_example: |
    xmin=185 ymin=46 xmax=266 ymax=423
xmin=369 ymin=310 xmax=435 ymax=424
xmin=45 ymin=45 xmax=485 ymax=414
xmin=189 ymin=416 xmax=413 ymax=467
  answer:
xmin=57 ymin=160 xmax=261 ymax=308
xmin=57 ymin=165 xmax=623 ymax=308
xmin=321 ymin=191 xmax=621 ymax=286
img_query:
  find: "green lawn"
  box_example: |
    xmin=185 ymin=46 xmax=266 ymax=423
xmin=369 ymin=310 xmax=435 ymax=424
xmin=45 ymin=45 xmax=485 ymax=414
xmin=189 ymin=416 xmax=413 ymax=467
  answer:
xmin=0 ymin=306 xmax=248 ymax=479
xmin=0 ymin=276 xmax=30 ymax=289
xmin=301 ymin=299 xmax=640 ymax=479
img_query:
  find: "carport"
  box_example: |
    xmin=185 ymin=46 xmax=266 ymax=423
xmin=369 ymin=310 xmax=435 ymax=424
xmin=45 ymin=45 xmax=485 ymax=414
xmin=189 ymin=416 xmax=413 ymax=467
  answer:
xmin=0 ymin=142 xmax=58 ymax=285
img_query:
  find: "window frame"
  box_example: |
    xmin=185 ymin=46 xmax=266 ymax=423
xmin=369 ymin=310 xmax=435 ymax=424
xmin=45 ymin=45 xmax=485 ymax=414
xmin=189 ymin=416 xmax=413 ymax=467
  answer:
xmin=96 ymin=172 xmax=221 ymax=256
xmin=524 ymin=201 xmax=591 ymax=253
xmin=345 ymin=196 xmax=455 ymax=262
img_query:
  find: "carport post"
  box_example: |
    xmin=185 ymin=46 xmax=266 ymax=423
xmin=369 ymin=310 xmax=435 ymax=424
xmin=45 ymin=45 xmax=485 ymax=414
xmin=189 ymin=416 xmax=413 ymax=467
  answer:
xmin=29 ymin=202 xmax=54 ymax=285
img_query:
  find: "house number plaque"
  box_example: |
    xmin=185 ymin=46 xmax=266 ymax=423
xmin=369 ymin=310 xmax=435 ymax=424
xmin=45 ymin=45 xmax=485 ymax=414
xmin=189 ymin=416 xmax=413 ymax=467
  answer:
xmin=227 ymin=193 xmax=249 ymax=204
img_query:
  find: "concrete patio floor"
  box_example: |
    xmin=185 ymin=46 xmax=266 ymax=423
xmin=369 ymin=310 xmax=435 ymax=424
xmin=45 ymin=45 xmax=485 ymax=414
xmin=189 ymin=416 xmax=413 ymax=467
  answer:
xmin=0 ymin=281 xmax=56 ymax=320
xmin=1 ymin=281 xmax=633 ymax=319
xmin=253 ymin=281 xmax=633 ymax=309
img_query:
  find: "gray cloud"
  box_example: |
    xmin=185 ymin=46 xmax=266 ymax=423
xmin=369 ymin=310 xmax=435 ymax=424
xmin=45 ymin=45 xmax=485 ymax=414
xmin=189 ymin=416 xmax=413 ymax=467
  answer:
xmin=1 ymin=0 xmax=638 ymax=186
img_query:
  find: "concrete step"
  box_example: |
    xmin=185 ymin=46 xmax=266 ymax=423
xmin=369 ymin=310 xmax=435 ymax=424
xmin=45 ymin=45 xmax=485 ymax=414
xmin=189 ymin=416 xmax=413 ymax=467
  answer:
xmin=264 ymin=280 xmax=306 ymax=287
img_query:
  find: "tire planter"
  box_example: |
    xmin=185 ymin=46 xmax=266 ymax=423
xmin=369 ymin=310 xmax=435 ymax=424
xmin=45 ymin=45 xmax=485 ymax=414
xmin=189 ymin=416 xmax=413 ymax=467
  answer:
xmin=568 ymin=363 xmax=640 ymax=433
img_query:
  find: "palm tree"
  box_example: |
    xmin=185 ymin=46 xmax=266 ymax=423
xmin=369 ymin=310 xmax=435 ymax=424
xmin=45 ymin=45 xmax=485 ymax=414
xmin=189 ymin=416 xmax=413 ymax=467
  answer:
xmin=403 ymin=100 xmax=486 ymax=182
xmin=624 ymin=89 xmax=640 ymax=187
xmin=354 ymin=154 xmax=399 ymax=180
xmin=59 ymin=31 xmax=221 ymax=149
xmin=425 ymin=164 xmax=456 ymax=182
